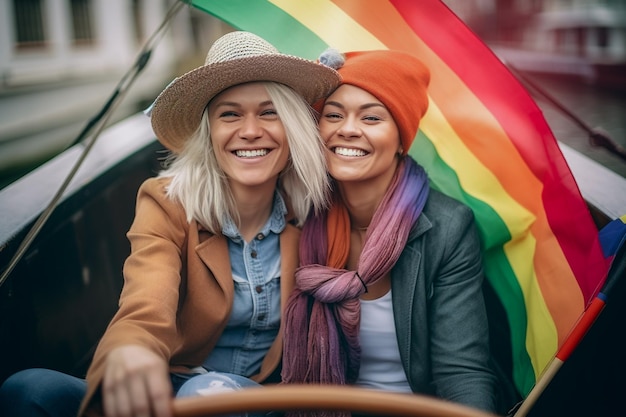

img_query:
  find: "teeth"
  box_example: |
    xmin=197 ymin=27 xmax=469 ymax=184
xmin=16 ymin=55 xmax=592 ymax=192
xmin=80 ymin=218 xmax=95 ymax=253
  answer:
xmin=235 ymin=149 xmax=268 ymax=157
xmin=334 ymin=147 xmax=366 ymax=157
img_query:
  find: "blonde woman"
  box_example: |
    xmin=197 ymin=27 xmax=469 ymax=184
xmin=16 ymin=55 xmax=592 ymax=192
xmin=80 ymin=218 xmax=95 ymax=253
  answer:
xmin=0 ymin=31 xmax=340 ymax=417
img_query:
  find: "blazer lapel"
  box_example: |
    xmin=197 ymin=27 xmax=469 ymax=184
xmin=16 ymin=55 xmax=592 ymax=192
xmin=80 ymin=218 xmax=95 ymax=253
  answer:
xmin=391 ymin=213 xmax=432 ymax=370
xmin=195 ymin=233 xmax=234 ymax=296
xmin=278 ymin=223 xmax=299 ymax=312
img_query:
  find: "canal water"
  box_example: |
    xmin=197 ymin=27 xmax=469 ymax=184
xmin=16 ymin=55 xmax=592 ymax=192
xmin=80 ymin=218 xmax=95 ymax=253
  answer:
xmin=524 ymin=73 xmax=626 ymax=179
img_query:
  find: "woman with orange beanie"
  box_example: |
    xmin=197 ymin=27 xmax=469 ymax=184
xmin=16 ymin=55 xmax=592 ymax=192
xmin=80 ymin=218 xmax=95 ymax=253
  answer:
xmin=282 ymin=48 xmax=498 ymax=415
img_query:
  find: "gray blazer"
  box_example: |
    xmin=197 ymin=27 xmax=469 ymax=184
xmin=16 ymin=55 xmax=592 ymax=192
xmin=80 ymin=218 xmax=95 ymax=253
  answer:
xmin=391 ymin=189 xmax=498 ymax=413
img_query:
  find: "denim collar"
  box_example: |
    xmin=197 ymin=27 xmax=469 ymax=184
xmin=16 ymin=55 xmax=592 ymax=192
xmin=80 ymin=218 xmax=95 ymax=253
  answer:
xmin=222 ymin=191 xmax=287 ymax=240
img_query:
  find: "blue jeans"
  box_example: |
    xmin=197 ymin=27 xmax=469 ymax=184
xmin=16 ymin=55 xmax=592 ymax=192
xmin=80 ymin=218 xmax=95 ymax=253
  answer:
xmin=0 ymin=368 xmax=263 ymax=417
xmin=177 ymin=372 xmax=264 ymax=417
xmin=0 ymin=368 xmax=87 ymax=417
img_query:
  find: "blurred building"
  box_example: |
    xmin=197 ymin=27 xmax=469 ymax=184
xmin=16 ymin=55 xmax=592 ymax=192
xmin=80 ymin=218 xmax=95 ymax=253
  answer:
xmin=444 ymin=0 xmax=626 ymax=89
xmin=0 ymin=0 xmax=229 ymax=187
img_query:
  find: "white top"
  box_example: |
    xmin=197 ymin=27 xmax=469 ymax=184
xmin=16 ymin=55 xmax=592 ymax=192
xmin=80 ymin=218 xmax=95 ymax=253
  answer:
xmin=356 ymin=290 xmax=411 ymax=392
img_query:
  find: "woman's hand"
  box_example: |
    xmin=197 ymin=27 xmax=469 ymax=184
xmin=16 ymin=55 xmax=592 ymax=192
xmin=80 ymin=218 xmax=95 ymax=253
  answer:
xmin=102 ymin=345 xmax=172 ymax=417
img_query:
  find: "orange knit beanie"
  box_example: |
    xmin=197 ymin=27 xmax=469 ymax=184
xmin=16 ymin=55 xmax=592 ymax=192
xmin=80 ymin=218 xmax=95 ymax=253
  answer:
xmin=320 ymin=49 xmax=430 ymax=154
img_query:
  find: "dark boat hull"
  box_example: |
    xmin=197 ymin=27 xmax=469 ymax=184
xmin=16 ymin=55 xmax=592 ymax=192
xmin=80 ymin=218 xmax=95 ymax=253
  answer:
xmin=0 ymin=114 xmax=165 ymax=381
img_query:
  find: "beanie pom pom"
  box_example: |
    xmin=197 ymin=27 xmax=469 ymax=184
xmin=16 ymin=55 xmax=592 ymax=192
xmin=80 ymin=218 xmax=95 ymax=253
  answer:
xmin=318 ymin=48 xmax=345 ymax=70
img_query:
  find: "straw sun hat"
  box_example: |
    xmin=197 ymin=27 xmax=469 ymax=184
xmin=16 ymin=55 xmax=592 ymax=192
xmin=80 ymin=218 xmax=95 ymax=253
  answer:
xmin=150 ymin=31 xmax=341 ymax=153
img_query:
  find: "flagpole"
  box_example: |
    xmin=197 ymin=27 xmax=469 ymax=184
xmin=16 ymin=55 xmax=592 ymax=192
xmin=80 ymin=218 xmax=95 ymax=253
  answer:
xmin=513 ymin=299 xmax=603 ymax=416
xmin=514 ymin=256 xmax=623 ymax=416
xmin=513 ymin=358 xmax=563 ymax=417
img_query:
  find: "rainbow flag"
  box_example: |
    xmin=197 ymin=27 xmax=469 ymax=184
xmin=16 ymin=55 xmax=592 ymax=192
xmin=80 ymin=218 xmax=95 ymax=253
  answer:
xmin=187 ymin=0 xmax=611 ymax=398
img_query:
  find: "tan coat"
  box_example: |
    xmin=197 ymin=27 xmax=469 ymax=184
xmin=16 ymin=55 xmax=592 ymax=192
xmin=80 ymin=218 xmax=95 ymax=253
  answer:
xmin=78 ymin=177 xmax=299 ymax=416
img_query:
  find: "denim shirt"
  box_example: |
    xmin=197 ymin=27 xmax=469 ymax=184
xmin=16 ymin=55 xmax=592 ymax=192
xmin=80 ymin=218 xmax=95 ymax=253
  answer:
xmin=202 ymin=192 xmax=287 ymax=377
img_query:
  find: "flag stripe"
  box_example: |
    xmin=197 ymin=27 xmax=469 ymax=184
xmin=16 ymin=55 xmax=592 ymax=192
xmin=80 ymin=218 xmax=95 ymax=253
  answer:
xmin=191 ymin=0 xmax=329 ymax=56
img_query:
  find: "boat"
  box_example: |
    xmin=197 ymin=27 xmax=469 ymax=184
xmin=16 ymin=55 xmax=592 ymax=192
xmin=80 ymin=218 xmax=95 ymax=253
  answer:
xmin=1 ymin=1 xmax=626 ymax=416
xmin=1 ymin=109 xmax=625 ymax=416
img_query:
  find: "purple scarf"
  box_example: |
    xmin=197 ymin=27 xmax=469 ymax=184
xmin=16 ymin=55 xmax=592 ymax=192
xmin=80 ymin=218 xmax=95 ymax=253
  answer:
xmin=282 ymin=158 xmax=429 ymax=416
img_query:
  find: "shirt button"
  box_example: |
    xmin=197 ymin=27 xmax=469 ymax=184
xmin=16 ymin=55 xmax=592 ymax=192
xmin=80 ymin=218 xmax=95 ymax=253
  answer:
xmin=255 ymin=285 xmax=263 ymax=293
xmin=256 ymin=233 xmax=264 ymax=240
xmin=250 ymin=251 xmax=257 ymax=258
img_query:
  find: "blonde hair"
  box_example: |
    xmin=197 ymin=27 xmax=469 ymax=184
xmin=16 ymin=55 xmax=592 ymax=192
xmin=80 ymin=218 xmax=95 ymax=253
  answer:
xmin=159 ymin=82 xmax=329 ymax=233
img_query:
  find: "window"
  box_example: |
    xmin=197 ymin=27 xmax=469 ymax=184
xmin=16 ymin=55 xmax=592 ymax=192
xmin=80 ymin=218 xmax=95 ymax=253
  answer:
xmin=13 ymin=0 xmax=47 ymax=48
xmin=71 ymin=0 xmax=94 ymax=44
xmin=596 ymin=26 xmax=609 ymax=49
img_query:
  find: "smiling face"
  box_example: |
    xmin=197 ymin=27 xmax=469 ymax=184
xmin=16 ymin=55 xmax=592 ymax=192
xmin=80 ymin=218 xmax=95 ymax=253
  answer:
xmin=320 ymin=84 xmax=402 ymax=189
xmin=208 ymin=82 xmax=290 ymax=193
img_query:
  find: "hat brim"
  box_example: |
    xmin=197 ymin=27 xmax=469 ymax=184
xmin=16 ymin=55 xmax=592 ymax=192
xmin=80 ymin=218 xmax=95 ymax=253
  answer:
xmin=150 ymin=55 xmax=340 ymax=153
